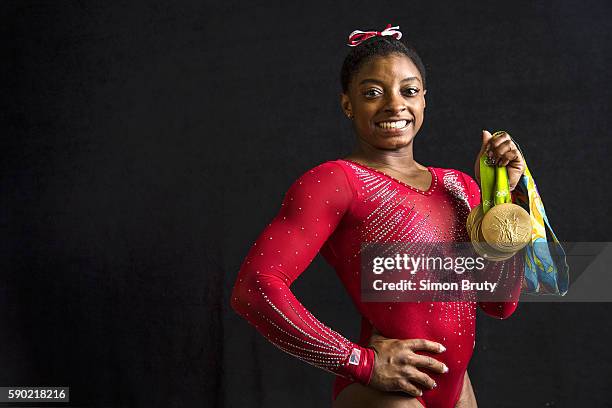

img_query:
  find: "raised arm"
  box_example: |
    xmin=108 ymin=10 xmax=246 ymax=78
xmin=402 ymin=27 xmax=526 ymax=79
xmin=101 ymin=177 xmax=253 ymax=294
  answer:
xmin=461 ymin=172 xmax=523 ymax=319
xmin=230 ymin=162 xmax=375 ymax=384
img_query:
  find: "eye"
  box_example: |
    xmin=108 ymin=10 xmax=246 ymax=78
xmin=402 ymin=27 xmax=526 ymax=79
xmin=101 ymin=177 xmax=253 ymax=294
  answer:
xmin=403 ymin=87 xmax=419 ymax=96
xmin=363 ymin=88 xmax=382 ymax=98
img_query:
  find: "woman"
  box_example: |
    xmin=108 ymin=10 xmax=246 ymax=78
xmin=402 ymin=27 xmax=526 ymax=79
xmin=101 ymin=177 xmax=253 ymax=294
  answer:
xmin=230 ymin=26 xmax=526 ymax=408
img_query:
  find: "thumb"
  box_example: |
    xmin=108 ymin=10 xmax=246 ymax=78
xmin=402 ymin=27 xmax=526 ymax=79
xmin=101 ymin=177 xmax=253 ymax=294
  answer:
xmin=480 ymin=129 xmax=493 ymax=153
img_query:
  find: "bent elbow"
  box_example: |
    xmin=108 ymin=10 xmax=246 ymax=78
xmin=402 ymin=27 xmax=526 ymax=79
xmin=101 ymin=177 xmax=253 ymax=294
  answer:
xmin=230 ymin=281 xmax=248 ymax=318
xmin=495 ymin=308 xmax=517 ymax=320
xmin=229 ymin=273 xmax=250 ymax=317
xmin=229 ymin=272 xmax=267 ymax=320
xmin=479 ymin=302 xmax=518 ymax=320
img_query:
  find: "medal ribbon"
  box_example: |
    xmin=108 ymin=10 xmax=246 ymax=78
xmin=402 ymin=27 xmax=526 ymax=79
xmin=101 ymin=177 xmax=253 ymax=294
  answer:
xmin=476 ymin=130 xmax=569 ymax=295
xmin=479 ymin=131 xmax=511 ymax=213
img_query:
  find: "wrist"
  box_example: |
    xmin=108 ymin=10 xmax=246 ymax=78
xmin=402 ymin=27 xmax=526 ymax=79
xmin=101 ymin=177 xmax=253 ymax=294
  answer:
xmin=341 ymin=344 xmax=375 ymax=385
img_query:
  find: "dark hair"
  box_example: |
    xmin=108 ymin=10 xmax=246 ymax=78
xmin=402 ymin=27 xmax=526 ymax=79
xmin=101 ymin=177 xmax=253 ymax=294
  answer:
xmin=340 ymin=35 xmax=427 ymax=93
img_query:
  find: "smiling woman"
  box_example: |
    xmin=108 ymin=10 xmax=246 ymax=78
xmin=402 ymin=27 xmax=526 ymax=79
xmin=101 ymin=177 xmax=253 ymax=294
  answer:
xmin=341 ymin=52 xmax=427 ymax=164
xmin=230 ymin=24 xmax=526 ymax=408
xmin=340 ymin=36 xmax=427 ymax=155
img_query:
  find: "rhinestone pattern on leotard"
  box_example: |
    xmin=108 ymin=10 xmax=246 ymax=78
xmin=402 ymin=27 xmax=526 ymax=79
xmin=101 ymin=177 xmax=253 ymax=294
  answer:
xmin=230 ymin=160 xmax=523 ymax=407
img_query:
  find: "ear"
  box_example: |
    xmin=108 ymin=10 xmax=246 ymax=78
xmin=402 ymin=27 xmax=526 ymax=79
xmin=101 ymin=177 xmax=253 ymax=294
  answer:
xmin=340 ymin=93 xmax=352 ymax=117
xmin=423 ymin=89 xmax=427 ymax=109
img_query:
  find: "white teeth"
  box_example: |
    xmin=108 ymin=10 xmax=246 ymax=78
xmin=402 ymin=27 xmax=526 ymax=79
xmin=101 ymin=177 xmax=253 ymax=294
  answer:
xmin=377 ymin=120 xmax=408 ymax=129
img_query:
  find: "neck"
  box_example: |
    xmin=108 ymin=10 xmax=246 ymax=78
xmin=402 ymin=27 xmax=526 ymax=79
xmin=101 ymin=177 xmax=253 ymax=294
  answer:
xmin=348 ymin=139 xmax=421 ymax=171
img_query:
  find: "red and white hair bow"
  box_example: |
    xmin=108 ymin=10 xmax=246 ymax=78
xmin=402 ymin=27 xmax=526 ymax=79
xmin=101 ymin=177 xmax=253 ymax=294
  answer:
xmin=347 ymin=24 xmax=402 ymax=47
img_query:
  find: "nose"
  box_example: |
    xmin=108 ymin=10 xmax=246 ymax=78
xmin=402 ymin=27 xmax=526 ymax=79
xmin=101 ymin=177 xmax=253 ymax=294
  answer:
xmin=383 ymin=91 xmax=407 ymax=114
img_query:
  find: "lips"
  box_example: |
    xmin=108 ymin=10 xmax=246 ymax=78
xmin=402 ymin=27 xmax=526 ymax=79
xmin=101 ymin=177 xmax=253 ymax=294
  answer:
xmin=375 ymin=119 xmax=413 ymax=130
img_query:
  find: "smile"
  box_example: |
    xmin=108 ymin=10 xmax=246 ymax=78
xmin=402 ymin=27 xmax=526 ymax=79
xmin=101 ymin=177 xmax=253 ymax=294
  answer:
xmin=375 ymin=120 xmax=412 ymax=130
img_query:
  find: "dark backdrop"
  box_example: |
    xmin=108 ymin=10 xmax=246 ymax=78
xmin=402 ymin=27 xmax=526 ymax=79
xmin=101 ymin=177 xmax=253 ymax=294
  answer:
xmin=3 ymin=1 xmax=611 ymax=407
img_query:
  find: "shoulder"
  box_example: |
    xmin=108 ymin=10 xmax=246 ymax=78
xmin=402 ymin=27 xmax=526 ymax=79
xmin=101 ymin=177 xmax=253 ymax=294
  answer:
xmin=285 ymin=160 xmax=354 ymax=199
xmin=292 ymin=160 xmax=351 ymax=185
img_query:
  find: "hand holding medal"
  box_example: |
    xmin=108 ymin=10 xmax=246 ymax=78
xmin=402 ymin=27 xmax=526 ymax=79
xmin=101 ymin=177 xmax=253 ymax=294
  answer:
xmin=467 ymin=130 xmax=531 ymax=261
xmin=475 ymin=130 xmax=526 ymax=191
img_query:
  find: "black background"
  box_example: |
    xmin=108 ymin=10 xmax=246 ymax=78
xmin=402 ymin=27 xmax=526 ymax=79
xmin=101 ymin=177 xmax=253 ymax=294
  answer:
xmin=3 ymin=1 xmax=612 ymax=407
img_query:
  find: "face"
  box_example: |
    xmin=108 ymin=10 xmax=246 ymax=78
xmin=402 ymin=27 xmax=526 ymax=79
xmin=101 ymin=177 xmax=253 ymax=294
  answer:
xmin=341 ymin=53 xmax=427 ymax=150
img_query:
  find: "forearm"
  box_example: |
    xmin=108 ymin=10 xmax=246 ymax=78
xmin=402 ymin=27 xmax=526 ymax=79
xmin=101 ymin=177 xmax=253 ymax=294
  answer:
xmin=230 ymin=270 xmax=374 ymax=382
xmin=230 ymin=161 xmax=376 ymax=383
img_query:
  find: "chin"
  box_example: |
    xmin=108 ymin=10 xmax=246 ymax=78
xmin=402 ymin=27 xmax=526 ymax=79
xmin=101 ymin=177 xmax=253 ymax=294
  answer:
xmin=376 ymin=134 xmax=416 ymax=150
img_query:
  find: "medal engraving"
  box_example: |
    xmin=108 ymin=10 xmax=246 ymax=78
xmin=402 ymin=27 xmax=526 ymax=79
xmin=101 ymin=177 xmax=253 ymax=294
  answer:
xmin=481 ymin=203 xmax=531 ymax=253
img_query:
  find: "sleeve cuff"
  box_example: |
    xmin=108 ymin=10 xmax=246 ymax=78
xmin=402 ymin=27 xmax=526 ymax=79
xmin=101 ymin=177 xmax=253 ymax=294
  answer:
xmin=341 ymin=344 xmax=376 ymax=385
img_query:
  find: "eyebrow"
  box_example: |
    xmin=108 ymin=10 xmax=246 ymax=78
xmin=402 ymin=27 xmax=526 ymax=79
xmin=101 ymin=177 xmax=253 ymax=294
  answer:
xmin=359 ymin=77 xmax=422 ymax=86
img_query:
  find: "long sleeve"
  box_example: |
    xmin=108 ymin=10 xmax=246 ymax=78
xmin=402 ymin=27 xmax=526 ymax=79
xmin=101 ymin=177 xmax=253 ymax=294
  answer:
xmin=461 ymin=172 xmax=523 ymax=319
xmin=230 ymin=162 xmax=375 ymax=384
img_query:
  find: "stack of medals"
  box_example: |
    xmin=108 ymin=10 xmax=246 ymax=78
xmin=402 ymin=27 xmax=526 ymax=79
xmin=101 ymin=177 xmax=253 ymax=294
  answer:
xmin=466 ymin=131 xmax=531 ymax=261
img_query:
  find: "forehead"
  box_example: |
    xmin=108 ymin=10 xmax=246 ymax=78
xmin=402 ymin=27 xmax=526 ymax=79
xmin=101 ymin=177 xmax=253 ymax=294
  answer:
xmin=355 ymin=53 xmax=421 ymax=85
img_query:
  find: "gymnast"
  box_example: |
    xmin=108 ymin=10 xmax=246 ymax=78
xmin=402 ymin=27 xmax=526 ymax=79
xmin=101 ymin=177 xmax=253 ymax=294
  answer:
xmin=230 ymin=24 xmax=528 ymax=408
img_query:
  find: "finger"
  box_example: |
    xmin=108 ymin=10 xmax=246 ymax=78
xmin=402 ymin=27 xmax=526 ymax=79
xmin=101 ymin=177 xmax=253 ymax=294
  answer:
xmin=397 ymin=379 xmax=424 ymax=397
xmin=488 ymin=135 xmax=512 ymax=153
xmin=487 ymin=136 xmax=512 ymax=158
xmin=497 ymin=149 xmax=520 ymax=167
xmin=508 ymin=168 xmax=525 ymax=190
xmin=476 ymin=130 xmax=494 ymax=183
xmin=492 ymin=139 xmax=514 ymax=157
xmin=498 ymin=155 xmax=518 ymax=167
xmin=406 ymin=339 xmax=446 ymax=353
xmin=411 ymin=354 xmax=449 ymax=374
xmin=491 ymin=130 xmax=511 ymax=142
xmin=490 ymin=141 xmax=516 ymax=166
xmin=404 ymin=367 xmax=437 ymax=390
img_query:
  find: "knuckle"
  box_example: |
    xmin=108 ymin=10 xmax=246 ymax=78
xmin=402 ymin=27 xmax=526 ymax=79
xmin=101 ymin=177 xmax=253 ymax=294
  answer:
xmin=401 ymin=381 xmax=416 ymax=395
xmin=403 ymin=366 xmax=416 ymax=379
xmin=409 ymin=386 xmax=422 ymax=397
xmin=398 ymin=379 xmax=414 ymax=394
xmin=412 ymin=372 xmax=424 ymax=384
xmin=394 ymin=379 xmax=406 ymax=392
xmin=404 ymin=354 xmax=415 ymax=366
xmin=417 ymin=374 xmax=430 ymax=387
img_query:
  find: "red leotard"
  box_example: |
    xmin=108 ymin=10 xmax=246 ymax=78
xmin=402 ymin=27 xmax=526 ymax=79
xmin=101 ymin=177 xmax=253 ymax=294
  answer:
xmin=230 ymin=159 xmax=523 ymax=407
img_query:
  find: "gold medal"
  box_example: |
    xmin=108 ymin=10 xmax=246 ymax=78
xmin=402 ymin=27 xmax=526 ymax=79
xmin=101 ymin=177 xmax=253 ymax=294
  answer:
xmin=481 ymin=203 xmax=531 ymax=253
xmin=479 ymin=229 xmax=516 ymax=261
xmin=471 ymin=214 xmax=515 ymax=261
xmin=466 ymin=204 xmax=482 ymax=234
xmin=468 ymin=130 xmax=530 ymax=261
